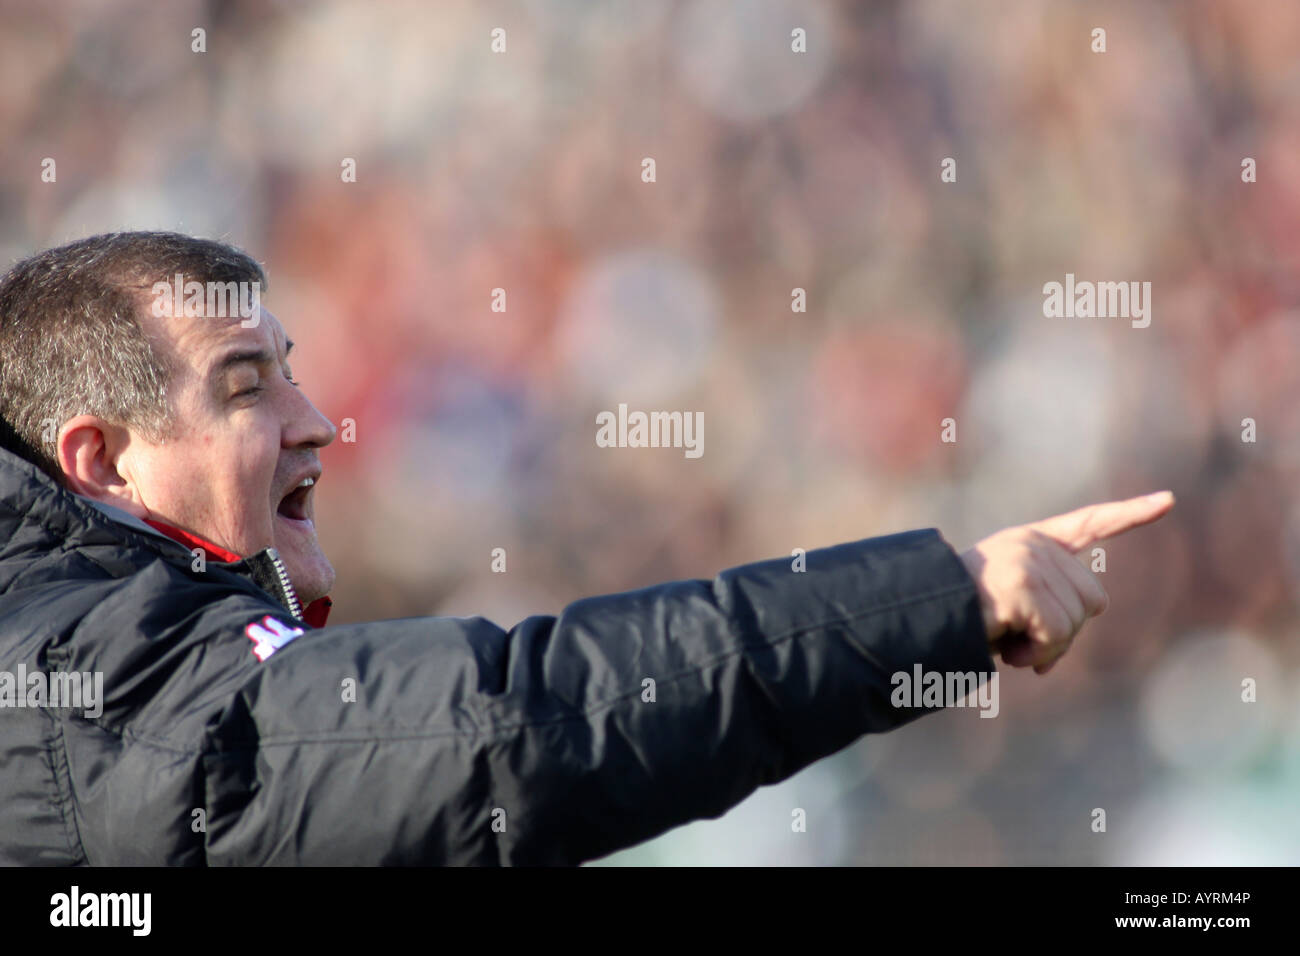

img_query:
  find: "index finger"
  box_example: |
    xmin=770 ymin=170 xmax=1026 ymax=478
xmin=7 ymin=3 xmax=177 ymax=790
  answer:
xmin=1026 ymin=490 xmax=1175 ymax=553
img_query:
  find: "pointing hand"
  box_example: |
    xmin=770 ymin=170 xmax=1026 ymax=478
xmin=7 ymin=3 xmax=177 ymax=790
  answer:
xmin=958 ymin=491 xmax=1175 ymax=674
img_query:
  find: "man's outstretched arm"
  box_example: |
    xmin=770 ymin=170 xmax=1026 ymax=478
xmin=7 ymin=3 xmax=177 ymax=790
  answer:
xmin=200 ymin=528 xmax=991 ymax=865
xmin=199 ymin=491 xmax=1174 ymax=865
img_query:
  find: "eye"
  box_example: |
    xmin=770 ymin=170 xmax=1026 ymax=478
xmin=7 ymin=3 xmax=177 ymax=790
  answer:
xmin=233 ymin=385 xmax=265 ymax=400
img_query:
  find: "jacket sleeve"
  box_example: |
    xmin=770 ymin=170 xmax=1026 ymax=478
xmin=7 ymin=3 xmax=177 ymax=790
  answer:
xmin=200 ymin=528 xmax=995 ymax=865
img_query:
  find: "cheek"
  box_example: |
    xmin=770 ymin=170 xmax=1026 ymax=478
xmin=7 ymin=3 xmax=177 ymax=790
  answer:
xmin=215 ymin=460 xmax=277 ymax=548
xmin=238 ymin=443 xmax=280 ymax=505
xmin=206 ymin=431 xmax=279 ymax=530
xmin=141 ymin=446 xmax=208 ymax=512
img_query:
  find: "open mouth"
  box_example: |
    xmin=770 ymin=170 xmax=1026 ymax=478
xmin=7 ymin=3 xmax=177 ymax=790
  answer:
xmin=277 ymin=477 xmax=315 ymax=525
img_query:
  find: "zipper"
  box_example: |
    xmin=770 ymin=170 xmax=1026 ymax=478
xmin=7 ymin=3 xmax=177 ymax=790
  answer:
xmin=265 ymin=547 xmax=305 ymax=622
xmin=114 ymin=510 xmax=308 ymax=624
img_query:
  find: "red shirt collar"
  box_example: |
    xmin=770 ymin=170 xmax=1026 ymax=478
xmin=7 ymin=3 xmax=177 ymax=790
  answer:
xmin=142 ymin=517 xmax=333 ymax=627
xmin=143 ymin=517 xmax=243 ymax=562
xmin=302 ymin=596 xmax=333 ymax=628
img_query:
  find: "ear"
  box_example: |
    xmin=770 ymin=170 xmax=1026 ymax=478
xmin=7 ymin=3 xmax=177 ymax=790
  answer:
xmin=56 ymin=415 xmax=146 ymax=517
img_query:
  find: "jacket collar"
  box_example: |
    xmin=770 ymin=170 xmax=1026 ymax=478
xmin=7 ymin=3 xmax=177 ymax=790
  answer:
xmin=72 ymin=493 xmax=332 ymax=627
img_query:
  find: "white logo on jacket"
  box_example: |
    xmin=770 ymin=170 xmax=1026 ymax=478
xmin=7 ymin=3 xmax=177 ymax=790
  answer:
xmin=245 ymin=615 xmax=304 ymax=661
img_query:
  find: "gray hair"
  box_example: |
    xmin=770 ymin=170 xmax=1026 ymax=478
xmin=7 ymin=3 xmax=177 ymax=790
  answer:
xmin=0 ymin=231 xmax=267 ymax=484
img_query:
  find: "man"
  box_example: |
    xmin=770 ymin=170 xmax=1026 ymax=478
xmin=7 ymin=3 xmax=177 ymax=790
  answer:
xmin=0 ymin=232 xmax=1174 ymax=865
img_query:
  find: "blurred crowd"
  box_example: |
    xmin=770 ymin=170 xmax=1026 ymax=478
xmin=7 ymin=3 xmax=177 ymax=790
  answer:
xmin=2 ymin=0 xmax=1298 ymax=864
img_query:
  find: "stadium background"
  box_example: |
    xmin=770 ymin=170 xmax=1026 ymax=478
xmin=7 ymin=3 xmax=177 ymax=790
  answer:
xmin=1 ymin=0 xmax=1298 ymax=864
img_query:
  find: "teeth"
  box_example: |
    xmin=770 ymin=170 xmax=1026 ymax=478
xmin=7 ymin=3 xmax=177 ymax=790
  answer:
xmin=298 ymin=477 xmax=315 ymax=488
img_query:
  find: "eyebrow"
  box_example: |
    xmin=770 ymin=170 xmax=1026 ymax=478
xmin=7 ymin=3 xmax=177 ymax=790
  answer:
xmin=211 ymin=340 xmax=293 ymax=379
xmin=211 ymin=348 xmax=275 ymax=379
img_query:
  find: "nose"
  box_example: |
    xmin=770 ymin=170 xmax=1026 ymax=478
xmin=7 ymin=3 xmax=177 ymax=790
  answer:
xmin=283 ymin=382 xmax=337 ymax=450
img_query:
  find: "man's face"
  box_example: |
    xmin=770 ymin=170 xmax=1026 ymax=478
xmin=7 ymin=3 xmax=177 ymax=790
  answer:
xmin=118 ymin=303 xmax=337 ymax=605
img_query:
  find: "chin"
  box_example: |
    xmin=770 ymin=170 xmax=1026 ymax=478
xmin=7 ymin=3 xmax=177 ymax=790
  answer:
xmin=270 ymin=511 xmax=333 ymax=597
xmin=290 ymin=557 xmax=335 ymax=605
xmin=272 ymin=539 xmax=334 ymax=605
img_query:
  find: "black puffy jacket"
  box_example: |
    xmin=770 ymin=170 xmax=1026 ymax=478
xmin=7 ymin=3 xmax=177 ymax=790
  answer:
xmin=0 ymin=445 xmax=995 ymax=865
